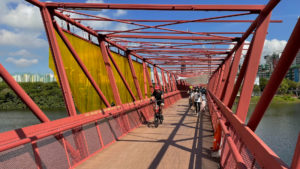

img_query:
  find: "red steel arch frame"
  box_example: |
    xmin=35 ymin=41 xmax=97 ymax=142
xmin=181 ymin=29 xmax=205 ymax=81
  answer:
xmin=0 ymin=0 xmax=299 ymax=169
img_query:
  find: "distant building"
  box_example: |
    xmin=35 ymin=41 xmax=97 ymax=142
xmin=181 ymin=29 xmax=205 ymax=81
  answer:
xmin=258 ymin=64 xmax=271 ymax=79
xmin=8 ymin=73 xmax=57 ymax=83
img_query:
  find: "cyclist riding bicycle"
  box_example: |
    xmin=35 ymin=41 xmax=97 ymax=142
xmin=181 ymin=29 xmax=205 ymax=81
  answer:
xmin=151 ymin=85 xmax=164 ymax=127
xmin=152 ymin=85 xmax=164 ymax=107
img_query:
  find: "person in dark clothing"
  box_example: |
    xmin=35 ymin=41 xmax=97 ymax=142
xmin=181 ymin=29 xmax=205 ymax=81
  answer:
xmin=151 ymin=85 xmax=165 ymax=125
xmin=152 ymin=85 xmax=164 ymax=106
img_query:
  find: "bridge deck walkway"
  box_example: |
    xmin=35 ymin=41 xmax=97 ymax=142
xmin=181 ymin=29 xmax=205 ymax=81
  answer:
xmin=76 ymin=98 xmax=219 ymax=169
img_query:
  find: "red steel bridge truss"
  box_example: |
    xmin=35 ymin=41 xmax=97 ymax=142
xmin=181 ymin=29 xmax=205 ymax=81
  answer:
xmin=0 ymin=0 xmax=299 ymax=169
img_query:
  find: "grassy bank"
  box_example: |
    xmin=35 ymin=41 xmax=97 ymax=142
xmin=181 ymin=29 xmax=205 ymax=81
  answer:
xmin=250 ymin=95 xmax=300 ymax=104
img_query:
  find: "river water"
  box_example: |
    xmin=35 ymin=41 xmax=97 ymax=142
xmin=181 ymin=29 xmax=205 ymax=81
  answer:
xmin=247 ymin=103 xmax=300 ymax=166
xmin=0 ymin=103 xmax=299 ymax=166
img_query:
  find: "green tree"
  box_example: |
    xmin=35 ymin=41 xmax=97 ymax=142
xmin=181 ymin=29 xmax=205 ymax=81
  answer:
xmin=253 ymin=84 xmax=261 ymax=96
xmin=259 ymin=77 xmax=268 ymax=91
xmin=278 ymin=79 xmax=289 ymax=94
xmin=286 ymin=79 xmax=297 ymax=90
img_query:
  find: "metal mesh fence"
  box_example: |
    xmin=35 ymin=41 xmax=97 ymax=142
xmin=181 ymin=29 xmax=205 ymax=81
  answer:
xmin=0 ymin=93 xmax=182 ymax=169
xmin=0 ymin=143 xmax=36 ymax=169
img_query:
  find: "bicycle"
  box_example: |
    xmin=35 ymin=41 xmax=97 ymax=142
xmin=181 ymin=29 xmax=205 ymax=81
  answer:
xmin=151 ymin=99 xmax=164 ymax=128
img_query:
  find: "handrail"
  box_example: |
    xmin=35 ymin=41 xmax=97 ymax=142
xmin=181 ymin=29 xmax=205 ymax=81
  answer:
xmin=208 ymin=90 xmax=288 ymax=169
xmin=0 ymin=91 xmax=180 ymax=153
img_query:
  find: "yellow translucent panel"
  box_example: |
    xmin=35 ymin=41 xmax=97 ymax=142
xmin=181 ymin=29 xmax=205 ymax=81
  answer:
xmin=50 ymin=31 xmax=151 ymax=113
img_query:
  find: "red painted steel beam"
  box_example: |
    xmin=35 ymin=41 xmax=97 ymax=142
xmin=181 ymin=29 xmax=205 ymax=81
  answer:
xmin=106 ymin=48 xmax=137 ymax=101
xmin=225 ymin=0 xmax=280 ymax=62
xmin=0 ymin=64 xmax=50 ymax=122
xmin=97 ymin=30 xmax=247 ymax=34
xmin=172 ymin=74 xmax=177 ymax=90
xmin=217 ymin=53 xmax=233 ymax=98
xmin=135 ymin=49 xmax=228 ymax=54
xmin=133 ymin=47 xmax=234 ymax=51
xmin=235 ymin=14 xmax=271 ymax=122
xmin=62 ymin=9 xmax=232 ymax=39
xmin=75 ymin=18 xmax=282 ymax=23
xmin=155 ymin=62 xmax=221 ymax=65
xmin=221 ymin=42 xmax=244 ymax=103
xmin=41 ymin=8 xmax=77 ymax=116
xmin=145 ymin=58 xmax=224 ymax=61
xmin=112 ymin=39 xmax=240 ymax=45
xmin=161 ymin=70 xmax=168 ymax=92
xmin=98 ymin=37 xmax=122 ymax=105
xmin=127 ymin=51 xmax=144 ymax=100
xmin=25 ymin=0 xmax=45 ymax=8
xmin=142 ymin=61 xmax=149 ymax=97
xmin=167 ymin=72 xmax=173 ymax=91
xmin=108 ymin=34 xmax=236 ymax=40
xmin=46 ymin=3 xmax=265 ymax=12
xmin=164 ymin=68 xmax=218 ymax=71
xmin=54 ymin=21 xmax=111 ymax=107
xmin=144 ymin=62 xmax=154 ymax=93
xmin=247 ymin=18 xmax=300 ymax=131
xmin=210 ymin=0 xmax=280 ymax=77
xmin=162 ymin=66 xmax=218 ymax=68
xmin=53 ymin=10 xmax=173 ymax=76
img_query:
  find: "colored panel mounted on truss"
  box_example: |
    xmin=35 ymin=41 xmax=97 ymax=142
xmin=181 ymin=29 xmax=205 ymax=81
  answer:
xmin=49 ymin=31 xmax=150 ymax=113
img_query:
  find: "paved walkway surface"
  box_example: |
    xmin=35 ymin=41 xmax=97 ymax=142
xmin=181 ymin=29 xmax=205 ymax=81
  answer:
xmin=76 ymin=98 xmax=220 ymax=169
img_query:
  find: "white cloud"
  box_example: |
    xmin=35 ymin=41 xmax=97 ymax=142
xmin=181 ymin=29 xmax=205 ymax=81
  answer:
xmin=0 ymin=2 xmax=43 ymax=31
xmin=6 ymin=57 xmax=38 ymax=67
xmin=86 ymin=14 xmax=112 ymax=29
xmin=230 ymin=39 xmax=287 ymax=64
xmin=86 ymin=0 xmax=104 ymax=3
xmin=9 ymin=49 xmax=37 ymax=58
xmin=262 ymin=39 xmax=287 ymax=57
xmin=114 ymin=10 xmax=127 ymax=17
xmin=114 ymin=23 xmax=130 ymax=31
xmin=0 ymin=29 xmax=47 ymax=48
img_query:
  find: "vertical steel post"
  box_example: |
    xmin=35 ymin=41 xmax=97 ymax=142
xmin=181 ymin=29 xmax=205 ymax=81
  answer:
xmin=227 ymin=35 xmax=256 ymax=109
xmin=144 ymin=62 xmax=154 ymax=93
xmin=40 ymin=7 xmax=77 ymax=116
xmin=127 ymin=51 xmax=143 ymax=100
xmin=221 ymin=43 xmax=244 ymax=103
xmin=172 ymin=74 xmax=177 ymax=90
xmin=167 ymin=72 xmax=172 ymax=92
xmin=143 ymin=61 xmax=148 ymax=98
xmin=212 ymin=70 xmax=219 ymax=94
xmin=213 ymin=68 xmax=223 ymax=95
xmin=32 ymin=142 xmax=43 ymax=169
xmin=247 ymin=18 xmax=300 ymax=130
xmin=98 ymin=36 xmax=122 ymax=105
xmin=235 ymin=14 xmax=271 ymax=122
xmin=217 ymin=54 xmax=233 ymax=98
xmin=161 ymin=70 xmax=168 ymax=92
xmin=216 ymin=64 xmax=225 ymax=98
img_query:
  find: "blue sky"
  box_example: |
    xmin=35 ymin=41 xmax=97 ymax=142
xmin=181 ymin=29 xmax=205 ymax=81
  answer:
xmin=0 ymin=0 xmax=299 ymax=74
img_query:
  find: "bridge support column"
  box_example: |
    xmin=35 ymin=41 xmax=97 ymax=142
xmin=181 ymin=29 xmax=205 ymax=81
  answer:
xmin=41 ymin=7 xmax=89 ymax=161
xmin=247 ymin=18 xmax=300 ymax=131
xmin=235 ymin=14 xmax=271 ymax=122
xmin=221 ymin=42 xmax=244 ymax=104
